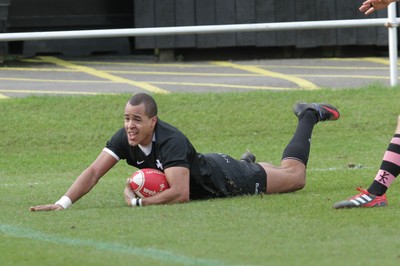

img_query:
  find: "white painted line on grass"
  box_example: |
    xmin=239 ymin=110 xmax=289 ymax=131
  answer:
xmin=1 ymin=224 xmax=243 ymax=266
xmin=308 ymin=166 xmax=372 ymax=172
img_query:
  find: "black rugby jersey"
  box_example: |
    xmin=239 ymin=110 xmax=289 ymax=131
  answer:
xmin=105 ymin=119 xmax=266 ymax=199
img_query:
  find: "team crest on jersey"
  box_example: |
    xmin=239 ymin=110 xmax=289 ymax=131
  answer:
xmin=156 ymin=159 xmax=163 ymax=170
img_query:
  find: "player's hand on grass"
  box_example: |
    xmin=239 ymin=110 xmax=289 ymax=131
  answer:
xmin=30 ymin=204 xmax=64 ymax=211
xmin=360 ymin=0 xmax=394 ymax=15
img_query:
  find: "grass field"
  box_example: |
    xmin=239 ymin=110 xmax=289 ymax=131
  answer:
xmin=2 ymin=86 xmax=400 ymax=265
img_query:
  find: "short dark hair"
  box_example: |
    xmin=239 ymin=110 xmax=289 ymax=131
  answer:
xmin=128 ymin=93 xmax=158 ymax=117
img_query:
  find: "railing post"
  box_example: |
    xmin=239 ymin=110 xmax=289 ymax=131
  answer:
xmin=388 ymin=3 xmax=398 ymax=86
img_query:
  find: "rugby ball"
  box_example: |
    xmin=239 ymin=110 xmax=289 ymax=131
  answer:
xmin=128 ymin=168 xmax=170 ymax=198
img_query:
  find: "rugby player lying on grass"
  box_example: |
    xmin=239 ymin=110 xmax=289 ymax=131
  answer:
xmin=30 ymin=93 xmax=339 ymax=210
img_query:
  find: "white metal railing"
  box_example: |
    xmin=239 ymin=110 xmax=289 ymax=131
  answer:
xmin=0 ymin=18 xmax=396 ymax=41
xmin=388 ymin=4 xmax=398 ymax=86
xmin=0 ymin=5 xmax=398 ymax=85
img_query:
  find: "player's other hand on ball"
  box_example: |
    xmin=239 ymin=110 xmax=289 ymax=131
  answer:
xmin=124 ymin=184 xmax=137 ymax=207
xmin=30 ymin=204 xmax=64 ymax=212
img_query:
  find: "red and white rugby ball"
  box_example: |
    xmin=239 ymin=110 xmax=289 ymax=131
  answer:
xmin=128 ymin=168 xmax=170 ymax=198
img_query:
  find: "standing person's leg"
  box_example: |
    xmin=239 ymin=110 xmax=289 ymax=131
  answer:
xmin=333 ymin=115 xmax=400 ymax=209
xmin=260 ymin=103 xmax=340 ymax=194
xmin=368 ymin=116 xmax=400 ymax=195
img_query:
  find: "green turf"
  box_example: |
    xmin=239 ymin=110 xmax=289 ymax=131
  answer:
xmin=2 ymin=86 xmax=400 ymax=265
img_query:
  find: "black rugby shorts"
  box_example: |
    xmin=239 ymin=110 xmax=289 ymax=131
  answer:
xmin=205 ymin=153 xmax=267 ymax=196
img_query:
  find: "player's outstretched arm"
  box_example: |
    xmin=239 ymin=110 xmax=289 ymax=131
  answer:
xmin=30 ymin=151 xmax=118 ymax=211
xmin=360 ymin=0 xmax=397 ymax=15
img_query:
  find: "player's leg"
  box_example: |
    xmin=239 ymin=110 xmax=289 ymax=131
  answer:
xmin=260 ymin=103 xmax=340 ymax=194
xmin=259 ymin=160 xmax=306 ymax=193
xmin=333 ymin=115 xmax=400 ymax=209
xmin=367 ymin=115 xmax=400 ymax=195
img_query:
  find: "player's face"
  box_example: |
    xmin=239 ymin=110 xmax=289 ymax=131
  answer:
xmin=124 ymin=102 xmax=157 ymax=146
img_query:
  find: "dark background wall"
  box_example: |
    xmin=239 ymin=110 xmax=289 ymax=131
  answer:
xmin=0 ymin=0 xmax=396 ymax=58
xmin=134 ymin=0 xmax=390 ymax=49
xmin=7 ymin=0 xmax=133 ymax=30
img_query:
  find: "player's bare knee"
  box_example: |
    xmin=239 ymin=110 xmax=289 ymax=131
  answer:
xmin=285 ymin=178 xmax=305 ymax=193
xmin=295 ymin=177 xmax=306 ymax=190
xmin=291 ymin=170 xmax=306 ymax=191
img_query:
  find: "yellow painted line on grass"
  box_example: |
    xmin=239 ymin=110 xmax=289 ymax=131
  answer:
xmin=297 ymin=74 xmax=388 ymax=80
xmin=0 ymin=77 xmax=111 ymax=83
xmin=71 ymin=60 xmax=213 ymax=68
xmin=0 ymin=89 xmax=115 ymax=96
xmin=0 ymin=67 xmax=78 ymax=72
xmin=36 ymin=56 xmax=169 ymax=94
xmin=0 ymin=93 xmax=10 ymax=99
xmin=327 ymin=57 xmax=397 ymax=66
xmin=106 ymin=70 xmax=258 ymax=77
xmin=249 ymin=65 xmax=388 ymax=70
xmin=0 ymin=77 xmax=114 ymax=97
xmin=22 ymin=58 xmax=213 ymax=68
xmin=327 ymin=57 xmax=370 ymax=62
xmin=0 ymin=77 xmax=298 ymax=92
xmin=212 ymin=61 xmax=319 ymax=90
xmin=150 ymin=81 xmax=300 ymax=91
xmin=361 ymin=57 xmax=390 ymax=65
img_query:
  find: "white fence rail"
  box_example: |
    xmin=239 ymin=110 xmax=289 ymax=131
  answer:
xmin=0 ymin=5 xmax=398 ymax=85
xmin=388 ymin=4 xmax=398 ymax=86
xmin=0 ymin=18 xmax=396 ymax=41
